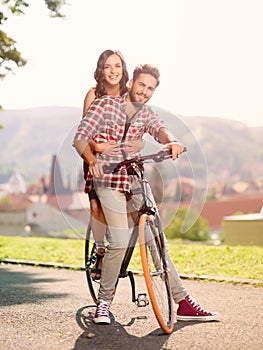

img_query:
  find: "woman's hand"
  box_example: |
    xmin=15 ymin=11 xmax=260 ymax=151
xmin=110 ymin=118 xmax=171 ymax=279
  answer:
xmin=89 ymin=160 xmax=107 ymax=178
xmin=122 ymin=139 xmax=145 ymax=153
xmin=89 ymin=140 xmax=120 ymax=156
xmin=89 ymin=138 xmax=145 ymax=157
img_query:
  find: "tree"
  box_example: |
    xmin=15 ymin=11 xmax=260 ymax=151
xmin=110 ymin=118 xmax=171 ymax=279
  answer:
xmin=0 ymin=0 xmax=67 ymax=110
xmin=164 ymin=207 xmax=210 ymax=242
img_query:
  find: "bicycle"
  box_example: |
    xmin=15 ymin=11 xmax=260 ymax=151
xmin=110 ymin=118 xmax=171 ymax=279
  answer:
xmin=85 ymin=148 xmax=186 ymax=334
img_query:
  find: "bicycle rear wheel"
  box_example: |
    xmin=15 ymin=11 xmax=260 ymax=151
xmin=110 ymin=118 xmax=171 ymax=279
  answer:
xmin=84 ymin=224 xmax=100 ymax=304
xmin=138 ymin=214 xmax=174 ymax=334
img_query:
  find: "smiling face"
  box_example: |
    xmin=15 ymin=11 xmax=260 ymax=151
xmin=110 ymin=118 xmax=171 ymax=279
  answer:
xmin=103 ymin=53 xmax=123 ymax=87
xmin=128 ymin=73 xmax=157 ymax=105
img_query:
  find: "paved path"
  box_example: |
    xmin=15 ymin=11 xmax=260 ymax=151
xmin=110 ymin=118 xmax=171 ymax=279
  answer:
xmin=0 ymin=264 xmax=262 ymax=350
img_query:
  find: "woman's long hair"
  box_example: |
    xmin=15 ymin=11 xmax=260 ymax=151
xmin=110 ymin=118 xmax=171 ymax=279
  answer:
xmin=94 ymin=50 xmax=129 ymax=98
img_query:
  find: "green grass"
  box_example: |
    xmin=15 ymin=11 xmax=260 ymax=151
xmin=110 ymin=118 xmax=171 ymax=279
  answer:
xmin=0 ymin=236 xmax=84 ymax=267
xmin=168 ymin=241 xmax=263 ymax=281
xmin=0 ymin=236 xmax=262 ymax=282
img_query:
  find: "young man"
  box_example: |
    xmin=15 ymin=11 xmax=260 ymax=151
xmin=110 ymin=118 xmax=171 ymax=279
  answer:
xmin=73 ymin=64 xmax=218 ymax=325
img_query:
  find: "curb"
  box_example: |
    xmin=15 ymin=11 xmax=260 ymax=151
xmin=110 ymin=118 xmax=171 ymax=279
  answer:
xmin=1 ymin=258 xmax=262 ymax=287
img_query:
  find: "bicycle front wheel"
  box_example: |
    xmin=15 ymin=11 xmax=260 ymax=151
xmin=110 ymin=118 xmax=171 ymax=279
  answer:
xmin=138 ymin=214 xmax=174 ymax=334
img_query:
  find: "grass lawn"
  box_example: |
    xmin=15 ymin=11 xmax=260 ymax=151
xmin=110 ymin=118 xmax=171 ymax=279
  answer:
xmin=0 ymin=235 xmax=262 ymax=283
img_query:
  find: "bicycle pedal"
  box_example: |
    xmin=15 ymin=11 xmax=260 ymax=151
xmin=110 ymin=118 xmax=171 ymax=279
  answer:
xmin=136 ymin=293 xmax=149 ymax=307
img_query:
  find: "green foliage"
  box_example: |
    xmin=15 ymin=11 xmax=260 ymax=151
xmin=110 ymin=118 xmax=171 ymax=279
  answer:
xmin=0 ymin=1 xmax=67 ymax=111
xmin=1 ymin=0 xmax=65 ymax=17
xmin=206 ymin=187 xmax=217 ymax=200
xmin=164 ymin=207 xmax=210 ymax=241
xmin=44 ymin=0 xmax=67 ymax=18
xmin=2 ymin=1 xmax=29 ymax=15
xmin=0 ymin=0 xmax=66 ymax=79
xmin=0 ymin=195 xmax=12 ymax=204
xmin=0 ymin=28 xmax=27 ymax=78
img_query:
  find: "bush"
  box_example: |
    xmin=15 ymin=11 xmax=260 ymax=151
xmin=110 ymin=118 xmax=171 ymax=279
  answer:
xmin=164 ymin=207 xmax=210 ymax=241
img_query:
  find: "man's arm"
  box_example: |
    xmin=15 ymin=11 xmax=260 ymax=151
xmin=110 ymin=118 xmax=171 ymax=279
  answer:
xmin=158 ymin=127 xmax=185 ymax=160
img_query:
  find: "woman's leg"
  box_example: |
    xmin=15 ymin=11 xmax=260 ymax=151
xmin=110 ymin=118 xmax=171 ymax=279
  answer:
xmin=96 ymin=188 xmax=130 ymax=303
xmin=88 ymin=191 xmax=107 ymax=278
xmin=89 ymin=196 xmax=107 ymax=250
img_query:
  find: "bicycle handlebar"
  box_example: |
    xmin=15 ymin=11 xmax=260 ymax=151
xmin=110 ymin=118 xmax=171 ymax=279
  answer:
xmin=103 ymin=147 xmax=187 ymax=174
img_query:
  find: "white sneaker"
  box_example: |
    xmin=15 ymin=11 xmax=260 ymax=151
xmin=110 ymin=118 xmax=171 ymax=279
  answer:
xmin=93 ymin=301 xmax=110 ymax=324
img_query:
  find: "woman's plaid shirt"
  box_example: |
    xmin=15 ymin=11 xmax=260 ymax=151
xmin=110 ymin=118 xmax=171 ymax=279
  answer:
xmin=73 ymin=94 xmax=168 ymax=193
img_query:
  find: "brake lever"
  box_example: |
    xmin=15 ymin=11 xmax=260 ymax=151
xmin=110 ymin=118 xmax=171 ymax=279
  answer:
xmin=152 ymin=146 xmax=187 ymax=162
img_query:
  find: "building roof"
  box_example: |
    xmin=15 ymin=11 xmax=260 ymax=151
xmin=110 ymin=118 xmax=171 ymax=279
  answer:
xmin=0 ymin=193 xmax=33 ymax=212
xmin=224 ymin=212 xmax=263 ymax=221
xmin=200 ymin=192 xmax=263 ymax=228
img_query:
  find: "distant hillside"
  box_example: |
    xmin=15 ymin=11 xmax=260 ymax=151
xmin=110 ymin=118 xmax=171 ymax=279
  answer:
xmin=153 ymin=108 xmax=263 ymax=183
xmin=0 ymin=106 xmax=82 ymax=183
xmin=0 ymin=106 xmax=262 ymax=188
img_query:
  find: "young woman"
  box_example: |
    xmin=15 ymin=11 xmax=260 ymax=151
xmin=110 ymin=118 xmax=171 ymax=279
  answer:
xmin=82 ymin=50 xmax=144 ymax=278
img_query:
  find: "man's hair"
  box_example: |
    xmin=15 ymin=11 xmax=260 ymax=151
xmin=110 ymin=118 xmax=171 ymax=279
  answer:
xmin=132 ymin=64 xmax=160 ymax=87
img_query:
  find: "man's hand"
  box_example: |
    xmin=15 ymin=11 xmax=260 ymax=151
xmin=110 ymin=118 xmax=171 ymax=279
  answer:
xmin=163 ymin=142 xmax=185 ymax=160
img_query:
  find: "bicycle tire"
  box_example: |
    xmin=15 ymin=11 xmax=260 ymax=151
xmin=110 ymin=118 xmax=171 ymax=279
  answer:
xmin=138 ymin=214 xmax=174 ymax=334
xmin=84 ymin=224 xmax=100 ymax=304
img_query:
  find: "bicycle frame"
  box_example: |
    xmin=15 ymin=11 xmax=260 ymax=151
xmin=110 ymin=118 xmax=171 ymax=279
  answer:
xmin=117 ymin=161 xmax=166 ymax=306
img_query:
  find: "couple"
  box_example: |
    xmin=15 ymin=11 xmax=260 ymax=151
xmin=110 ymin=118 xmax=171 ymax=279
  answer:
xmin=73 ymin=49 xmax=218 ymax=326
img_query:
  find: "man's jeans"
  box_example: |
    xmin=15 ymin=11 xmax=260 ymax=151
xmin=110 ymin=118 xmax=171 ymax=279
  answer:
xmin=96 ymin=181 xmax=187 ymax=304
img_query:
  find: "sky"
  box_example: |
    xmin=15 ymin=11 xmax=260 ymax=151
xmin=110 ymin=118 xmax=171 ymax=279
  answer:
xmin=1 ymin=0 xmax=263 ymax=127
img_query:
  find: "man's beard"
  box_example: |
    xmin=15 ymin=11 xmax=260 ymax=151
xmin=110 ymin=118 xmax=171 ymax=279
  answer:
xmin=128 ymin=90 xmax=145 ymax=109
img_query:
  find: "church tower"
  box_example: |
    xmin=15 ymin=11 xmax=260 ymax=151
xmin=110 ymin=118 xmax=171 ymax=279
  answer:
xmin=47 ymin=154 xmax=69 ymax=195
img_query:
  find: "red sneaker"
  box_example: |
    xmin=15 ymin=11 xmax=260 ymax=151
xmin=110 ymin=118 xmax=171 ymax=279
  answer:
xmin=177 ymin=295 xmax=218 ymax=321
xmin=93 ymin=301 xmax=110 ymax=324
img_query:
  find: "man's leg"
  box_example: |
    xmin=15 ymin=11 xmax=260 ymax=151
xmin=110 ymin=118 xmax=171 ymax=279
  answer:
xmin=128 ymin=177 xmax=218 ymax=321
xmin=127 ymin=177 xmax=187 ymax=302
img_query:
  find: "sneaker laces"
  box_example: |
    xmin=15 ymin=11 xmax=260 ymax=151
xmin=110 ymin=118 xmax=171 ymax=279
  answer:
xmin=186 ymin=295 xmax=211 ymax=315
xmin=96 ymin=302 xmax=109 ymax=317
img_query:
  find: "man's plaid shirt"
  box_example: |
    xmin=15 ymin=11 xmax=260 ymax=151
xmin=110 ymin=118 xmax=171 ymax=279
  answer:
xmin=73 ymin=93 xmax=169 ymax=193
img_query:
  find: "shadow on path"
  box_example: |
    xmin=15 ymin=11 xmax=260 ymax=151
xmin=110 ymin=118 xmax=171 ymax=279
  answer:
xmin=0 ymin=266 xmax=68 ymax=306
xmin=72 ymin=305 xmax=214 ymax=350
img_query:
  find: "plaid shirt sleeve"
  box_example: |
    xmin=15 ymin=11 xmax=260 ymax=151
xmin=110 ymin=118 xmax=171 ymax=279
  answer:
xmin=73 ymin=98 xmax=106 ymax=143
xmin=142 ymin=106 xmax=174 ymax=142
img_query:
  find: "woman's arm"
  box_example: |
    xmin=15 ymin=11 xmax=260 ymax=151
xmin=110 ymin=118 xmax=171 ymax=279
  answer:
xmin=82 ymin=89 xmax=121 ymax=155
xmin=82 ymin=88 xmax=96 ymax=118
xmin=82 ymin=88 xmax=107 ymax=153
